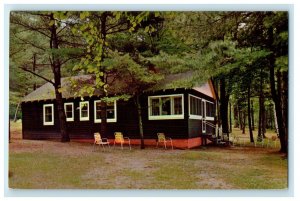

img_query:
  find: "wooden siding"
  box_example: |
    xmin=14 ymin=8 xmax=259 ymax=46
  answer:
xmin=22 ymin=88 xmax=216 ymax=144
xmin=141 ymin=89 xmax=189 ymax=139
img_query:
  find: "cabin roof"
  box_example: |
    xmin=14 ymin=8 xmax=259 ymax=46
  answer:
xmin=22 ymin=73 xmax=216 ymax=102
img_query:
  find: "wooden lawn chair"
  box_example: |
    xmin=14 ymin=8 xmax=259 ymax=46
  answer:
xmin=114 ymin=132 xmax=131 ymax=150
xmin=156 ymin=133 xmax=173 ymax=150
xmin=93 ymin=132 xmax=110 ymax=151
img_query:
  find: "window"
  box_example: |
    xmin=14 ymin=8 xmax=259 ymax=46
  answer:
xmin=174 ymin=96 xmax=183 ymax=114
xmin=150 ymin=98 xmax=160 ymax=116
xmin=94 ymin=100 xmax=117 ymax=123
xmin=64 ymin=103 xmax=74 ymax=121
xmin=206 ymin=101 xmax=215 ymax=119
xmin=43 ymin=104 xmax=54 ymax=125
xmin=148 ymin=94 xmax=184 ymax=120
xmin=161 ymin=97 xmax=171 ymax=115
xmin=189 ymin=95 xmax=202 ymax=119
xmin=80 ymin=101 xmax=89 ymax=121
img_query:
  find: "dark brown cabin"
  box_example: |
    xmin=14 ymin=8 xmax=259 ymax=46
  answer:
xmin=21 ymin=74 xmax=217 ymax=148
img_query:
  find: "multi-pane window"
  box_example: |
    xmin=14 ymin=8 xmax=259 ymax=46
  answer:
xmin=94 ymin=100 xmax=117 ymax=123
xmin=189 ymin=95 xmax=202 ymax=117
xmin=161 ymin=97 xmax=171 ymax=115
xmin=64 ymin=103 xmax=74 ymax=121
xmin=43 ymin=104 xmax=54 ymax=125
xmin=80 ymin=101 xmax=89 ymax=121
xmin=189 ymin=95 xmax=215 ymax=120
xmin=151 ymin=98 xmax=160 ymax=116
xmin=148 ymin=94 xmax=184 ymax=120
xmin=95 ymin=101 xmax=102 ymax=120
xmin=206 ymin=101 xmax=215 ymax=117
xmin=174 ymin=97 xmax=183 ymax=114
xmin=106 ymin=102 xmax=115 ymax=119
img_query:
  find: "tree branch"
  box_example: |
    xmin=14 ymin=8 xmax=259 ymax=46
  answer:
xmin=13 ymin=34 xmax=47 ymax=51
xmin=107 ymin=27 xmax=130 ymax=35
xmin=10 ymin=15 xmax=51 ymax=39
xmin=20 ymin=66 xmax=55 ymax=86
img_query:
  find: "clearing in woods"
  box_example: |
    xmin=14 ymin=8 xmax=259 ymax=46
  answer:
xmin=9 ymin=121 xmax=287 ymax=189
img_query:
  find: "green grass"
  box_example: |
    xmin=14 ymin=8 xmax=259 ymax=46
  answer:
xmin=9 ymin=121 xmax=287 ymax=189
xmin=9 ymin=152 xmax=106 ymax=189
xmin=9 ymin=147 xmax=287 ymax=189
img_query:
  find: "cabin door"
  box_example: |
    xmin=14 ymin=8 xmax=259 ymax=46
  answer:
xmin=202 ymin=100 xmax=206 ymax=134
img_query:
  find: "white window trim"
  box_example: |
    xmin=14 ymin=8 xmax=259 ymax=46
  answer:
xmin=43 ymin=104 xmax=54 ymax=126
xmin=80 ymin=101 xmax=89 ymax=121
xmin=206 ymin=117 xmax=215 ymax=121
xmin=188 ymin=94 xmax=203 ymax=120
xmin=94 ymin=100 xmax=117 ymax=123
xmin=64 ymin=102 xmax=74 ymax=122
xmin=148 ymin=94 xmax=184 ymax=120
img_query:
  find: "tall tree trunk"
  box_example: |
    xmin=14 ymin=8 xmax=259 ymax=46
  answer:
xmin=100 ymin=101 xmax=107 ymax=137
xmin=220 ymin=78 xmax=229 ymax=134
xmin=273 ymin=103 xmax=279 ymax=134
xmin=247 ymin=85 xmax=254 ymax=143
xmin=216 ymin=80 xmax=222 ymax=138
xmin=262 ymin=97 xmax=266 ymax=138
xmin=99 ymin=12 xmax=108 ymax=137
xmin=275 ymin=70 xmax=287 ymax=152
xmin=136 ymin=94 xmax=145 ymax=149
xmin=258 ymin=67 xmax=263 ymax=139
xmin=50 ymin=14 xmax=69 ymax=142
xmin=251 ymin=100 xmax=255 ymax=130
xmin=233 ymin=104 xmax=239 ymax=128
xmin=9 ymin=117 xmax=11 ymax=143
xmin=268 ymin=27 xmax=287 ymax=153
xmin=229 ymin=102 xmax=232 ymax=133
xmin=238 ymin=107 xmax=243 ymax=131
xmin=242 ymin=110 xmax=246 ymax=134
xmin=282 ymin=71 xmax=288 ymax=153
xmin=32 ymin=53 xmax=37 ymax=90
xmin=265 ymin=105 xmax=270 ymax=129
xmin=271 ymin=68 xmax=287 ymax=152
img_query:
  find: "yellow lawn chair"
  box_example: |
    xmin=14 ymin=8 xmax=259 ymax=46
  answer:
xmin=114 ymin=132 xmax=131 ymax=150
xmin=156 ymin=133 xmax=173 ymax=150
xmin=93 ymin=132 xmax=110 ymax=151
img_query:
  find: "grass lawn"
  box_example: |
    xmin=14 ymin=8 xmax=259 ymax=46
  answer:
xmin=9 ymin=121 xmax=288 ymax=189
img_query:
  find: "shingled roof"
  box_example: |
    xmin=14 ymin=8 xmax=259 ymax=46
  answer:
xmin=22 ymin=73 xmax=216 ymax=102
xmin=22 ymin=75 xmax=102 ymax=102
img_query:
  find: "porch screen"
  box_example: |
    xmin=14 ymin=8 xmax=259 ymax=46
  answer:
xmin=206 ymin=101 xmax=215 ymax=117
xmin=190 ymin=96 xmax=202 ymax=116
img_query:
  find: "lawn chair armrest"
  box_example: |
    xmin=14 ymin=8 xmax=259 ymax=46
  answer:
xmin=166 ymin=137 xmax=172 ymax=140
xmin=124 ymin=137 xmax=130 ymax=141
xmin=101 ymin=138 xmax=109 ymax=142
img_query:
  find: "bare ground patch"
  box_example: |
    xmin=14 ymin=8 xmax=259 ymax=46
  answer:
xmin=9 ymin=122 xmax=287 ymax=189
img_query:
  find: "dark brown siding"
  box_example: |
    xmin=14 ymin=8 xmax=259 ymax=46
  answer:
xmin=188 ymin=119 xmax=202 ymax=138
xmin=22 ymin=88 xmax=215 ymax=141
xmin=140 ymin=89 xmax=189 ymax=139
xmin=22 ymin=101 xmax=61 ymax=139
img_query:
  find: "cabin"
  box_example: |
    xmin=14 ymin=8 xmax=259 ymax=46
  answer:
xmin=21 ymin=73 xmax=217 ymax=149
